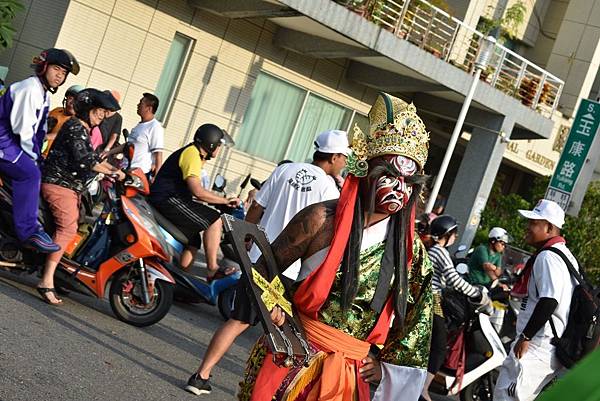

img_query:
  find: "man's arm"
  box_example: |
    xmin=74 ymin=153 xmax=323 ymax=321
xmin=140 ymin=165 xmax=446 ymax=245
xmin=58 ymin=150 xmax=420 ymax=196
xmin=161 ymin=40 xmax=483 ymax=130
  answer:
xmin=152 ymin=151 xmax=163 ymax=174
xmin=186 ymin=175 xmax=238 ymax=206
xmin=483 ymin=262 xmax=501 ymax=280
xmin=254 ymin=202 xmax=331 ymax=277
xmin=245 ymin=202 xmax=264 ymax=225
xmin=514 ymin=298 xmax=558 ymax=358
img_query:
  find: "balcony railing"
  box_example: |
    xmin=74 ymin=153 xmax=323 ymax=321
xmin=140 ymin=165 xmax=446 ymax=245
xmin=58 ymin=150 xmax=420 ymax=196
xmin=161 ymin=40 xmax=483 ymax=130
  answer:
xmin=335 ymin=0 xmax=564 ymax=117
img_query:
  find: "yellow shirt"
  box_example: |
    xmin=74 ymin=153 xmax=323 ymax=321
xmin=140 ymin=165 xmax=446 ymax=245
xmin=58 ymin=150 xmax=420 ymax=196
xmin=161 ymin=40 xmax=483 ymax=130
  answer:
xmin=178 ymin=144 xmax=205 ymax=180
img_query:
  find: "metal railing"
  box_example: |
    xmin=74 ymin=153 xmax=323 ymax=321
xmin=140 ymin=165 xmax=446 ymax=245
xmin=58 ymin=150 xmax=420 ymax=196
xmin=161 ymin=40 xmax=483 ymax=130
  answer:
xmin=335 ymin=0 xmax=564 ymax=117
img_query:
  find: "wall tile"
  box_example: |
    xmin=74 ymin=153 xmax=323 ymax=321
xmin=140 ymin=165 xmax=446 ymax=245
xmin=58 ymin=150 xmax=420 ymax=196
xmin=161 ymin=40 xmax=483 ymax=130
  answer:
xmin=112 ymin=0 xmax=157 ymax=31
xmin=94 ymin=18 xmax=146 ymax=81
xmin=73 ymin=0 xmax=115 ymax=15
xmin=218 ymin=19 xmax=261 ymax=74
xmin=55 ymin=2 xmax=110 ymax=66
xmin=131 ymin=33 xmax=171 ymax=90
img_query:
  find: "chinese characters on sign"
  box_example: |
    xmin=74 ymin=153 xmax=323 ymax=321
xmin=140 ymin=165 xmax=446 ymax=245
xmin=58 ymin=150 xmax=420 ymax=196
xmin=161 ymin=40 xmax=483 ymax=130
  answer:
xmin=546 ymin=99 xmax=600 ymax=211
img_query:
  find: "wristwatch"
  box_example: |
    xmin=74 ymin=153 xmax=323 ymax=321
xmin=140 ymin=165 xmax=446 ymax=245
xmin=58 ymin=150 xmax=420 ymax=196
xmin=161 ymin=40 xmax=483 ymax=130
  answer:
xmin=519 ymin=333 xmax=531 ymax=341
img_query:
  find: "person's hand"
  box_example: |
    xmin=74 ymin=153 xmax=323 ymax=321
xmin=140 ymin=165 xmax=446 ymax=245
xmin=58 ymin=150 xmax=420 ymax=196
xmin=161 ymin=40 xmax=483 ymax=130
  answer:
xmin=359 ymin=356 xmax=382 ymax=384
xmin=100 ymin=150 xmax=109 ymax=160
xmin=226 ymin=197 xmax=241 ymax=208
xmin=114 ymin=170 xmax=126 ymax=181
xmin=270 ymin=306 xmax=285 ymax=327
xmin=500 ymin=283 xmax=510 ymax=292
xmin=513 ymin=336 xmax=530 ymax=359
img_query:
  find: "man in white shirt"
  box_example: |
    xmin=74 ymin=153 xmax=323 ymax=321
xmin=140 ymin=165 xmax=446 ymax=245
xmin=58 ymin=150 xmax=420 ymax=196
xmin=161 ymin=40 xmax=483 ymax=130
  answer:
xmin=127 ymin=93 xmax=164 ymax=178
xmin=184 ymin=129 xmax=350 ymax=395
xmin=495 ymin=199 xmax=578 ymax=401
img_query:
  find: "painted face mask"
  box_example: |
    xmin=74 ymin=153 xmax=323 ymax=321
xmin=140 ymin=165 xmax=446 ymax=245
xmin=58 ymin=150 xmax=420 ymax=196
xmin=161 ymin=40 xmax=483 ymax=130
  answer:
xmin=373 ymin=155 xmax=417 ymax=214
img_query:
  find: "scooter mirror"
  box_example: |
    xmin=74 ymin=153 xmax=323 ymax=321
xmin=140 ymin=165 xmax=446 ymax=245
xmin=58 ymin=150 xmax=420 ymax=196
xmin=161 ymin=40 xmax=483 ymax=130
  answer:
xmin=456 ymin=263 xmax=469 ymax=275
xmin=250 ymin=178 xmax=262 ymax=190
xmin=240 ymin=174 xmax=251 ymax=190
xmin=213 ymin=174 xmax=227 ymax=192
xmin=123 ymin=141 xmax=134 ymax=169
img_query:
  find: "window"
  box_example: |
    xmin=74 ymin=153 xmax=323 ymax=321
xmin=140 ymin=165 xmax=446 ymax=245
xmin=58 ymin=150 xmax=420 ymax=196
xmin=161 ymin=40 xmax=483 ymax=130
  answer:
xmin=237 ymin=73 xmax=306 ymax=162
xmin=238 ymin=73 xmax=354 ymax=163
xmin=286 ymin=94 xmax=352 ymax=162
xmin=154 ymin=32 xmax=193 ymax=123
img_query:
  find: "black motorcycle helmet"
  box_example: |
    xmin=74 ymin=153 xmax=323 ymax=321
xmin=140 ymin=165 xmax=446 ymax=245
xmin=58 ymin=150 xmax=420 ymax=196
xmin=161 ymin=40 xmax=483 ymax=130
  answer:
xmin=32 ymin=48 xmax=80 ymax=93
xmin=193 ymin=124 xmax=234 ymax=160
xmin=430 ymin=215 xmax=458 ymax=241
xmin=74 ymin=88 xmax=121 ymax=127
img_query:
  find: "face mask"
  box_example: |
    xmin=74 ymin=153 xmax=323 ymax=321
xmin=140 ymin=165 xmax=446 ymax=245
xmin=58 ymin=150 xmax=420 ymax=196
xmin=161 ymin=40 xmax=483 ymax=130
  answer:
xmin=373 ymin=155 xmax=417 ymax=215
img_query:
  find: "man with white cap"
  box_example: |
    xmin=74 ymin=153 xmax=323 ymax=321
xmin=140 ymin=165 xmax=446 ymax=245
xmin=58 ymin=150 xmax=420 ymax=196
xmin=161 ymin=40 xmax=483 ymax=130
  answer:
xmin=467 ymin=226 xmax=510 ymax=286
xmin=495 ymin=199 xmax=579 ymax=401
xmin=184 ymin=129 xmax=350 ymax=395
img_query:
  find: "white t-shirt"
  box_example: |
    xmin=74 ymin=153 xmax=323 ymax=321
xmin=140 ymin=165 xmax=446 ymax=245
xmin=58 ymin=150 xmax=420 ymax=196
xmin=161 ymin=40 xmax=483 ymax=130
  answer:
xmin=249 ymin=162 xmax=340 ymax=279
xmin=127 ymin=118 xmax=164 ymax=173
xmin=516 ymin=243 xmax=579 ymax=345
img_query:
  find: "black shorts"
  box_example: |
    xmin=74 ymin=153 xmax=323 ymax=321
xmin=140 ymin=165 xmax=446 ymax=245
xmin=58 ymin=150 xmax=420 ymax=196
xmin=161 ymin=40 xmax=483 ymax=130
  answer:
xmin=230 ymin=280 xmax=259 ymax=326
xmin=152 ymin=196 xmax=220 ymax=248
xmin=427 ymin=313 xmax=448 ymax=374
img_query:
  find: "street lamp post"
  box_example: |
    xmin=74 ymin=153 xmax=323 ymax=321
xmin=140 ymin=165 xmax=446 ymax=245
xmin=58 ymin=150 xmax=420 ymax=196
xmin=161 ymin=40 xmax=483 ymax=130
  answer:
xmin=425 ymin=35 xmax=497 ymax=213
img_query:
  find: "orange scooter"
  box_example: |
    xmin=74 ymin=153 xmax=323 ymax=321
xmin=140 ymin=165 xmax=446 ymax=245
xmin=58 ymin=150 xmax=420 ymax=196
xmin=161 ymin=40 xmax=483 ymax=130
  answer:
xmin=0 ymin=147 xmax=175 ymax=327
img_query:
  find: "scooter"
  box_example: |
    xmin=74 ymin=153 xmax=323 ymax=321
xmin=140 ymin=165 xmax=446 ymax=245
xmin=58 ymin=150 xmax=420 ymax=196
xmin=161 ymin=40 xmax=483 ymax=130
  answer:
xmin=152 ymin=214 xmax=241 ymax=320
xmin=432 ymin=290 xmax=508 ymax=401
xmin=150 ymin=173 xmax=258 ymax=320
xmin=0 ymin=147 xmax=176 ymax=327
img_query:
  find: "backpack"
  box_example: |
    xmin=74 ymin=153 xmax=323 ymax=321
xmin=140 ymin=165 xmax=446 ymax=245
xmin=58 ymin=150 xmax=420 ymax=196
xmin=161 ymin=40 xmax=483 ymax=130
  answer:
xmin=543 ymin=248 xmax=600 ymax=368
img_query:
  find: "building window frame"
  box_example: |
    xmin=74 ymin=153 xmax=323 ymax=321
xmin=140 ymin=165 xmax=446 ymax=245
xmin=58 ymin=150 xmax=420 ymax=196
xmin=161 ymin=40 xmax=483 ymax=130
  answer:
xmin=154 ymin=32 xmax=194 ymax=125
xmin=238 ymin=71 xmax=364 ymax=163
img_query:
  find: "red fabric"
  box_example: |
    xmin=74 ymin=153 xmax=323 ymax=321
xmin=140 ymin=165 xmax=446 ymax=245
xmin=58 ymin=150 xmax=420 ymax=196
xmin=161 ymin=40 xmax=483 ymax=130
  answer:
xmin=293 ymin=175 xmax=359 ymax=318
xmin=444 ymin=327 xmax=466 ymax=392
xmin=250 ymin=353 xmax=292 ymax=401
xmin=512 ymin=236 xmax=566 ymax=297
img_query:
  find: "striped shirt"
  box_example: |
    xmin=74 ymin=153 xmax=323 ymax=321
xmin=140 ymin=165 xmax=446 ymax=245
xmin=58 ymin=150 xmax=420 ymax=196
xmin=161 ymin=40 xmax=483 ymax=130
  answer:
xmin=428 ymin=244 xmax=480 ymax=298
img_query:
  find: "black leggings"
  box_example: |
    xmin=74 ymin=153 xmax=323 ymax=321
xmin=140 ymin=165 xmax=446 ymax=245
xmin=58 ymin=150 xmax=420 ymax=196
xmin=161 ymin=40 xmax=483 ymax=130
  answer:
xmin=427 ymin=314 xmax=448 ymax=374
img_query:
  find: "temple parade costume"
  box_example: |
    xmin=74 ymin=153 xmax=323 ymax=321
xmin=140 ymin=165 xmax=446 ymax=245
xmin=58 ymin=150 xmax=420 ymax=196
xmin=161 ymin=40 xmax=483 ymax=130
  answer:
xmin=238 ymin=93 xmax=434 ymax=401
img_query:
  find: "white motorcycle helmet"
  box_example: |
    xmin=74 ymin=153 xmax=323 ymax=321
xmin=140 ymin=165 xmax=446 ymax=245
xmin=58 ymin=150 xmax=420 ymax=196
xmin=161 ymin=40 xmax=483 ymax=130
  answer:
xmin=489 ymin=227 xmax=509 ymax=243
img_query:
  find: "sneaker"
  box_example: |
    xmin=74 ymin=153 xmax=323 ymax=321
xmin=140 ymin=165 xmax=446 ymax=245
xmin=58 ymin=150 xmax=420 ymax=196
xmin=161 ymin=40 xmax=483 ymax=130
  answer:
xmin=23 ymin=231 xmax=60 ymax=253
xmin=184 ymin=373 xmax=212 ymax=395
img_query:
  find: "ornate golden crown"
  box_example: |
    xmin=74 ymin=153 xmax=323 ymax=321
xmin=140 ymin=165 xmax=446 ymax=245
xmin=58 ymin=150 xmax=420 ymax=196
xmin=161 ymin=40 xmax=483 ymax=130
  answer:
xmin=347 ymin=93 xmax=429 ymax=177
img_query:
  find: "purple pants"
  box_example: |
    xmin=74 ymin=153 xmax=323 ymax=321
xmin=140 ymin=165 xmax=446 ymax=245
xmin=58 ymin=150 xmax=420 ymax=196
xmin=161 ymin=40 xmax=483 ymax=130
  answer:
xmin=0 ymin=154 xmax=41 ymax=241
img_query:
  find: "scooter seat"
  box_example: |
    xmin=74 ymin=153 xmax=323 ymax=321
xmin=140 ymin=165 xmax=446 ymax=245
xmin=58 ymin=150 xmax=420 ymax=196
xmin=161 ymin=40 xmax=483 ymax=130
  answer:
xmin=148 ymin=204 xmax=189 ymax=246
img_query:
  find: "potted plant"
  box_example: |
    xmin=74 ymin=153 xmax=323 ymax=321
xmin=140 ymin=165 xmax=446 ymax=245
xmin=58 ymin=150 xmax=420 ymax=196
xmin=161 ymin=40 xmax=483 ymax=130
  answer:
xmin=333 ymin=0 xmax=371 ymax=16
xmin=518 ymin=76 xmax=539 ymax=106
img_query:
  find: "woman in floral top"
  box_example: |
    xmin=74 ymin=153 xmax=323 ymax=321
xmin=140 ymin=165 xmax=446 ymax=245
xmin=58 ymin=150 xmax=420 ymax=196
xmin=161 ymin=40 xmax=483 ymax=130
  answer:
xmin=37 ymin=89 xmax=125 ymax=305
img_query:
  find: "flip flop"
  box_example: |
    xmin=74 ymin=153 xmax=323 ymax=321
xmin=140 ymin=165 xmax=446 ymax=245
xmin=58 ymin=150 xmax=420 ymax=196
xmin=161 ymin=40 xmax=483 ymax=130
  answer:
xmin=36 ymin=287 xmax=63 ymax=306
xmin=207 ymin=265 xmax=239 ymax=283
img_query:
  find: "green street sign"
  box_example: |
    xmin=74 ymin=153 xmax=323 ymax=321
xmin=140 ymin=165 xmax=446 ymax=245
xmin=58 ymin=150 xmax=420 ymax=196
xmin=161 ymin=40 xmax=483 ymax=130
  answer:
xmin=547 ymin=99 xmax=600 ymax=210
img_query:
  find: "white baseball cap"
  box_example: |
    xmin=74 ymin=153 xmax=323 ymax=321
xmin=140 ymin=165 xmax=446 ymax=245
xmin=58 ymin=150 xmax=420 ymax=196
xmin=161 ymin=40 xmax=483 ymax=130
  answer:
xmin=314 ymin=130 xmax=351 ymax=156
xmin=518 ymin=199 xmax=565 ymax=229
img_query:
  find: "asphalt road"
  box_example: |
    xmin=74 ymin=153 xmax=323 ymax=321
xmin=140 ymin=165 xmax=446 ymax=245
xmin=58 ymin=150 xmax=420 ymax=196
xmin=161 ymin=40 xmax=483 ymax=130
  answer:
xmin=0 ymin=269 xmax=262 ymax=401
xmin=0 ymin=265 xmax=457 ymax=401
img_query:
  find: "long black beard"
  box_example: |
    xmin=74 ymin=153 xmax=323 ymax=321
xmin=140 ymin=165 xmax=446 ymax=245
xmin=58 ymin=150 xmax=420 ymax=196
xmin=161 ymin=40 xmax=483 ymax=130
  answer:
xmin=339 ymin=164 xmax=427 ymax=329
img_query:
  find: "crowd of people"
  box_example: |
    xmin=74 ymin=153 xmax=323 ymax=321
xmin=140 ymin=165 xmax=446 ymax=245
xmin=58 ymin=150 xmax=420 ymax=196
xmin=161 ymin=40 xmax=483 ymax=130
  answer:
xmin=0 ymin=47 xmax=589 ymax=401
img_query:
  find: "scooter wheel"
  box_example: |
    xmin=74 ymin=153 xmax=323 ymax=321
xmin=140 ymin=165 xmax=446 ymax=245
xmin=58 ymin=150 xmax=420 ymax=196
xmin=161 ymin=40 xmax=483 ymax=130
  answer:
xmin=460 ymin=370 xmax=498 ymax=401
xmin=109 ymin=268 xmax=174 ymax=327
xmin=217 ymin=286 xmax=236 ymax=321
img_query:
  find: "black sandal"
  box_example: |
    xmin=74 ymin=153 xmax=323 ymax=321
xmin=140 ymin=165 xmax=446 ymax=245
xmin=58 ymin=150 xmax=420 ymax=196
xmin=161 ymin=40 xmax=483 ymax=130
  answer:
xmin=36 ymin=287 xmax=63 ymax=306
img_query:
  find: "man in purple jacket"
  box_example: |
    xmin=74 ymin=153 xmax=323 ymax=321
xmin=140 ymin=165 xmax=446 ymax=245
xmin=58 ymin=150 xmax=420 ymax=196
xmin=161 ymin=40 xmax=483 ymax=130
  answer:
xmin=0 ymin=48 xmax=79 ymax=252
